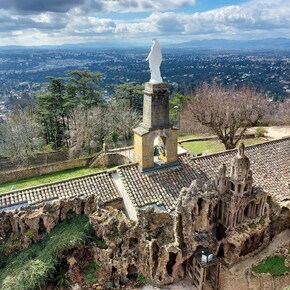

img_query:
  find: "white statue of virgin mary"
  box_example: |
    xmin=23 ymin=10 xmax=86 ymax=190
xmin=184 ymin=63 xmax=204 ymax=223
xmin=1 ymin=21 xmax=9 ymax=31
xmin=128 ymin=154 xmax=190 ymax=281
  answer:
xmin=145 ymin=38 xmax=163 ymax=84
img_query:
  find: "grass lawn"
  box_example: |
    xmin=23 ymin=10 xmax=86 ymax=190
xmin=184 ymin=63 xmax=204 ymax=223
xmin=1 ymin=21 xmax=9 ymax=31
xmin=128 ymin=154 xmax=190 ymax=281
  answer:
xmin=252 ymin=256 xmax=290 ymax=276
xmin=178 ymin=133 xmax=207 ymax=141
xmin=0 ymin=167 xmax=102 ymax=195
xmin=180 ymin=137 xmax=267 ymax=155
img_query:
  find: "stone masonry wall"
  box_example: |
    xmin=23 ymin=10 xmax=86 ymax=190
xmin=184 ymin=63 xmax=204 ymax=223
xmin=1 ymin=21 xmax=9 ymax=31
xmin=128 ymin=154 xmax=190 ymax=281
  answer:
xmin=0 ymin=157 xmax=91 ymax=183
xmin=89 ymin=206 xmax=180 ymax=287
xmin=0 ymin=195 xmax=289 ymax=290
xmin=90 ymin=153 xmax=131 ymax=168
xmin=0 ymin=152 xmax=69 ymax=173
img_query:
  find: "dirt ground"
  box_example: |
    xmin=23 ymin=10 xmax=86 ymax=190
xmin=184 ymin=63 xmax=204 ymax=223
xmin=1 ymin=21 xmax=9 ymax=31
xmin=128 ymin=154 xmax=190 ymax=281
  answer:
xmin=137 ymin=276 xmax=193 ymax=290
xmin=249 ymin=126 xmax=290 ymax=140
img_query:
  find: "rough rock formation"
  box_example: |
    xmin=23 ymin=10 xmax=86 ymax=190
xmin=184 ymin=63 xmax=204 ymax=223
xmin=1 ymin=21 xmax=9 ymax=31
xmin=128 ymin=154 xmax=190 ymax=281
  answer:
xmin=0 ymin=145 xmax=285 ymax=290
xmin=89 ymin=205 xmax=179 ymax=287
xmin=0 ymin=196 xmax=98 ymax=245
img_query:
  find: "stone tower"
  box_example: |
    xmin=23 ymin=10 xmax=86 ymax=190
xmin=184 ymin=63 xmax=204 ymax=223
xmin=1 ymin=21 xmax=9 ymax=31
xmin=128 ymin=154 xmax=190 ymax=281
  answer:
xmin=133 ymin=82 xmax=178 ymax=171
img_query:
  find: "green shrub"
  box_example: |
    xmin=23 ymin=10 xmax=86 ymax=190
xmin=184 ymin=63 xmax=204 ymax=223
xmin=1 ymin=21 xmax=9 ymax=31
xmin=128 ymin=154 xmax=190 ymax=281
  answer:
xmin=3 ymin=240 xmax=23 ymax=256
xmin=89 ymin=260 xmax=99 ymax=272
xmin=249 ymin=223 xmax=257 ymax=229
xmin=109 ymin=222 xmax=122 ymax=239
xmin=93 ymin=237 xmax=107 ymax=249
xmin=137 ymin=274 xmax=147 ymax=284
xmin=252 ymin=256 xmax=290 ymax=276
xmin=24 ymin=229 xmax=35 ymax=239
xmin=111 ymin=131 xmax=118 ymax=143
xmin=255 ymin=127 xmax=268 ymax=138
xmin=259 ymin=217 xmax=265 ymax=225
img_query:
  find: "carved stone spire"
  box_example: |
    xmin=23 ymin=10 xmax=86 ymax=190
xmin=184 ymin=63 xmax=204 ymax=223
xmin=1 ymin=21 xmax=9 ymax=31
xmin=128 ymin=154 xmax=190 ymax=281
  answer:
xmin=230 ymin=142 xmax=250 ymax=182
xmin=229 ymin=143 xmax=252 ymax=196
xmin=215 ymin=164 xmax=228 ymax=194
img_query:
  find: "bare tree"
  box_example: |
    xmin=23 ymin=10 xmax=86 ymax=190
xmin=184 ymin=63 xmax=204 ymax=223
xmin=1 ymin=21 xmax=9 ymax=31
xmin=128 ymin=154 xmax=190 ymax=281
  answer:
xmin=68 ymin=104 xmax=140 ymax=157
xmin=0 ymin=111 xmax=42 ymax=163
xmin=106 ymin=104 xmax=140 ymax=144
xmin=265 ymin=99 xmax=290 ymax=125
xmin=183 ymin=83 xmax=266 ymax=150
xmin=68 ymin=107 xmax=106 ymax=157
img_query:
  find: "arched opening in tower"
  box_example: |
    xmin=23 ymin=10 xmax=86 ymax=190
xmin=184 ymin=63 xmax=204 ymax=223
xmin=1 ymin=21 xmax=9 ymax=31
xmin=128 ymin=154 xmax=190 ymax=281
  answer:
xmin=153 ymin=136 xmax=167 ymax=166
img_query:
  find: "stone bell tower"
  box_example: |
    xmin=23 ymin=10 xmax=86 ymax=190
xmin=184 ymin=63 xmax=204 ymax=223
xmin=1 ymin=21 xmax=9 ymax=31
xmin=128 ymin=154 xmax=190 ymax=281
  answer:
xmin=133 ymin=82 xmax=178 ymax=171
xmin=134 ymin=39 xmax=178 ymax=171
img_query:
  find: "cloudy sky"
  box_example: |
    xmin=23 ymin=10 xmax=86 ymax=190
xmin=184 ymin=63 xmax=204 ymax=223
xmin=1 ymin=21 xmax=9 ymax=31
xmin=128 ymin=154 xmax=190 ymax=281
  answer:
xmin=0 ymin=0 xmax=289 ymax=46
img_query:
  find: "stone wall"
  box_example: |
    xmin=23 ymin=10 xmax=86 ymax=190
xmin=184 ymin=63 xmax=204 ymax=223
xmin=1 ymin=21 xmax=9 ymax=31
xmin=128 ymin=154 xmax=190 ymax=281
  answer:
xmin=249 ymin=272 xmax=290 ymax=290
xmin=0 ymin=152 xmax=69 ymax=173
xmin=0 ymin=157 xmax=91 ymax=183
xmin=87 ymin=205 xmax=289 ymax=290
xmin=90 ymin=153 xmax=131 ymax=168
xmin=221 ymin=267 xmax=290 ymax=290
xmin=220 ymin=240 xmax=290 ymax=290
xmin=268 ymin=197 xmax=290 ymax=238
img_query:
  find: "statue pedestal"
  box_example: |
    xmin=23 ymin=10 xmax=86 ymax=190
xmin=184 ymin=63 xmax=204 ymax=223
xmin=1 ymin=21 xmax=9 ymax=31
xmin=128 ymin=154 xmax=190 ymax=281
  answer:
xmin=133 ymin=82 xmax=178 ymax=170
xmin=141 ymin=82 xmax=171 ymax=131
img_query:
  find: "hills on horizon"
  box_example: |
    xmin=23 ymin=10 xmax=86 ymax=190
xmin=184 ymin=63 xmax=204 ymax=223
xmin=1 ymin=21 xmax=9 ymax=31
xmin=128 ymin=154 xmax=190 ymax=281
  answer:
xmin=0 ymin=38 xmax=290 ymax=51
xmin=173 ymin=38 xmax=290 ymax=50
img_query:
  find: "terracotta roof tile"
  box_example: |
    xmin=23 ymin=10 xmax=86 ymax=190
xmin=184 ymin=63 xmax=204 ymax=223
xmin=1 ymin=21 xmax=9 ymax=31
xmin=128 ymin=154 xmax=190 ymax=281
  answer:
xmin=1 ymin=137 xmax=290 ymax=212
xmin=118 ymin=138 xmax=290 ymax=211
xmin=118 ymin=156 xmax=201 ymax=212
xmin=0 ymin=171 xmax=120 ymax=211
xmin=190 ymin=137 xmax=290 ymax=206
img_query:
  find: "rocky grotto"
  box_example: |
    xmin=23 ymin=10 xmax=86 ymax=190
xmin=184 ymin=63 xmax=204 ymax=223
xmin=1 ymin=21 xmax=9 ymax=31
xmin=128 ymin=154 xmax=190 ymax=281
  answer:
xmin=1 ymin=43 xmax=290 ymax=290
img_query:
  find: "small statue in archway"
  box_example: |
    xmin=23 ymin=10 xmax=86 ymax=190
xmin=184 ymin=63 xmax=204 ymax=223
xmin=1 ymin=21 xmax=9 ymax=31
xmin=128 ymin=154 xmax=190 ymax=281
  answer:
xmin=159 ymin=145 xmax=166 ymax=156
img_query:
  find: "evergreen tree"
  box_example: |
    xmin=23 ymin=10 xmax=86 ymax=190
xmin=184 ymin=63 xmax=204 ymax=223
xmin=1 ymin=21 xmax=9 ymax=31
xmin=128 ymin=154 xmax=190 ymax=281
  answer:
xmin=113 ymin=83 xmax=143 ymax=113
xmin=36 ymin=77 xmax=67 ymax=149
xmin=66 ymin=70 xmax=103 ymax=108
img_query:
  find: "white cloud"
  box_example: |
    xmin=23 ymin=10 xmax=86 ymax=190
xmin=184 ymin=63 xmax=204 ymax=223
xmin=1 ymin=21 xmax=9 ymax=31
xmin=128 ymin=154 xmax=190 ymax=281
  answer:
xmin=64 ymin=8 xmax=116 ymax=35
xmin=90 ymin=0 xmax=196 ymax=13
xmin=0 ymin=0 xmax=196 ymax=14
xmin=122 ymin=0 xmax=290 ymax=39
xmin=1 ymin=0 xmax=290 ymax=46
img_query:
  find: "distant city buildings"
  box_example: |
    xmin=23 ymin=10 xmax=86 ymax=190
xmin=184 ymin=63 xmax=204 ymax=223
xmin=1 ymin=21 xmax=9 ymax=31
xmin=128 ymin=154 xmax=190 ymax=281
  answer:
xmin=0 ymin=48 xmax=289 ymax=120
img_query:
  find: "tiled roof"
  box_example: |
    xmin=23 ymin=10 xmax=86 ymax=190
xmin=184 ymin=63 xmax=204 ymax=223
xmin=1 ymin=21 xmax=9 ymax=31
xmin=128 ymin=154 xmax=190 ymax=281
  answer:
xmin=118 ymin=137 xmax=290 ymax=211
xmin=118 ymin=155 xmax=201 ymax=212
xmin=1 ymin=137 xmax=290 ymax=212
xmin=190 ymin=137 xmax=290 ymax=206
xmin=0 ymin=171 xmax=120 ymax=211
